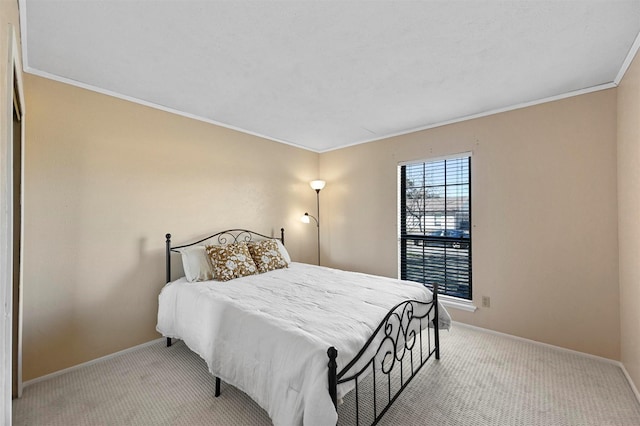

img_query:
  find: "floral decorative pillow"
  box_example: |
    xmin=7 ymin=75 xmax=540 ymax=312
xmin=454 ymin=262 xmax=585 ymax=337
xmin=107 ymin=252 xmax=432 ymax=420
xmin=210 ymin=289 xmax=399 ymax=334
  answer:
xmin=205 ymin=242 xmax=257 ymax=281
xmin=248 ymin=239 xmax=289 ymax=273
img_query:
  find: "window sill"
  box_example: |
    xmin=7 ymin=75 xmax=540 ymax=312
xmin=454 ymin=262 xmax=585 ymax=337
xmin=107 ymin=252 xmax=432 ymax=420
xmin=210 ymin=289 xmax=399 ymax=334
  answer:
xmin=438 ymin=295 xmax=477 ymax=312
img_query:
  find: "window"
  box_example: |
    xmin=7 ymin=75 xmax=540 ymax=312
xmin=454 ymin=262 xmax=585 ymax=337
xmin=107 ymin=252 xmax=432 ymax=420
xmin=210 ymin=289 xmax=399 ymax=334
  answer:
xmin=399 ymin=155 xmax=471 ymax=300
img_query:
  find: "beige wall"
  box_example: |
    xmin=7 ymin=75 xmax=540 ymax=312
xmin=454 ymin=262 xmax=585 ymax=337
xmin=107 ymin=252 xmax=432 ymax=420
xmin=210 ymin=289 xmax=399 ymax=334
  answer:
xmin=22 ymin=75 xmax=319 ymax=380
xmin=20 ymin=43 xmax=631 ymax=382
xmin=617 ymin=53 xmax=640 ymax=392
xmin=320 ymin=89 xmax=620 ymax=360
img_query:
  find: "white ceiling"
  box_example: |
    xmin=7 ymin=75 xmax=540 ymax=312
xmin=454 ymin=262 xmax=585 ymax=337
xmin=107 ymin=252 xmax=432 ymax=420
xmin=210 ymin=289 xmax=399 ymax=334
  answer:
xmin=20 ymin=0 xmax=640 ymax=152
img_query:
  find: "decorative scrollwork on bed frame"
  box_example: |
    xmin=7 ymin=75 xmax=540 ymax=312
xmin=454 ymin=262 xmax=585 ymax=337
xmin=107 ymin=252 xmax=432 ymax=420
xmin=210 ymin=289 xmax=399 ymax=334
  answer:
xmin=165 ymin=228 xmax=285 ymax=284
xmin=328 ymin=288 xmax=440 ymax=426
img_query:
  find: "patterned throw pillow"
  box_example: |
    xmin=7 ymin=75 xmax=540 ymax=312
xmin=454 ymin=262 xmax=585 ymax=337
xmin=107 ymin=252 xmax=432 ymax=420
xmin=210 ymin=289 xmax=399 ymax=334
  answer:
xmin=205 ymin=242 xmax=257 ymax=281
xmin=248 ymin=240 xmax=289 ymax=273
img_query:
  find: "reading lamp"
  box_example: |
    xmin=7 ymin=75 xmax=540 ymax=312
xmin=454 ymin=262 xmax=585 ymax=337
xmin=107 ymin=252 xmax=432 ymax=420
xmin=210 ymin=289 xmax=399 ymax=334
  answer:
xmin=301 ymin=180 xmax=325 ymax=265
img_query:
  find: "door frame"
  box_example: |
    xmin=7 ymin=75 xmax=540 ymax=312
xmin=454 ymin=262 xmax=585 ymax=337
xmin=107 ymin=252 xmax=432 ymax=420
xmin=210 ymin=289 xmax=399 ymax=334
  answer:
xmin=2 ymin=23 xmax=24 ymax=424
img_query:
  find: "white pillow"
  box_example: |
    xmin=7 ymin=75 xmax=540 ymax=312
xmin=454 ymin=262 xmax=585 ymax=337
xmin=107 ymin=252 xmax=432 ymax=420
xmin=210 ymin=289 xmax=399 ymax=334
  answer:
xmin=177 ymin=246 xmax=214 ymax=282
xmin=275 ymin=240 xmax=291 ymax=264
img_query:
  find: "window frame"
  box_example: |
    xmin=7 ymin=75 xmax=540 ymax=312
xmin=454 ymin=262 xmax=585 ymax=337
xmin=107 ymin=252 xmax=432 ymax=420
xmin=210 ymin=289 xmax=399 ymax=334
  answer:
xmin=398 ymin=152 xmax=473 ymax=303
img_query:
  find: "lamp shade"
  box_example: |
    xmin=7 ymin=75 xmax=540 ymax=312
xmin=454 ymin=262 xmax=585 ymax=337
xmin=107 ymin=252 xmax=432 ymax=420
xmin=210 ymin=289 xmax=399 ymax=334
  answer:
xmin=310 ymin=180 xmax=326 ymax=191
xmin=301 ymin=213 xmax=311 ymax=224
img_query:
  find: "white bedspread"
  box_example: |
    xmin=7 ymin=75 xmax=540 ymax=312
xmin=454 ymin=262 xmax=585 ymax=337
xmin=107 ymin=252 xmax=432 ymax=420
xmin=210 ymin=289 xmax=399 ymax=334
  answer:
xmin=156 ymin=262 xmax=450 ymax=426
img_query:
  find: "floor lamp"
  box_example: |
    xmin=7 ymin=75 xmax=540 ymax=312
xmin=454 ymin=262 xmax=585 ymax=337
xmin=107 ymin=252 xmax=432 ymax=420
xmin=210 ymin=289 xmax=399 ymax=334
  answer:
xmin=302 ymin=180 xmax=325 ymax=265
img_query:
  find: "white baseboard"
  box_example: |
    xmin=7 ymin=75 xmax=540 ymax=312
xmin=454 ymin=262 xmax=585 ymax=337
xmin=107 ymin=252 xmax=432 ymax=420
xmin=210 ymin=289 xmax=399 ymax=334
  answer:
xmin=452 ymin=321 xmax=619 ymax=364
xmin=452 ymin=321 xmax=640 ymax=405
xmin=23 ymin=337 xmax=165 ymax=388
xmin=21 ymin=324 xmax=640 ymax=408
xmin=621 ymin=363 xmax=640 ymax=405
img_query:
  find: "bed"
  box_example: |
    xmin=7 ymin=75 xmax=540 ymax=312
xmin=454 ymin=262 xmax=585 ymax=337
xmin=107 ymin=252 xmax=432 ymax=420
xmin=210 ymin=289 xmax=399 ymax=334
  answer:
xmin=157 ymin=229 xmax=450 ymax=425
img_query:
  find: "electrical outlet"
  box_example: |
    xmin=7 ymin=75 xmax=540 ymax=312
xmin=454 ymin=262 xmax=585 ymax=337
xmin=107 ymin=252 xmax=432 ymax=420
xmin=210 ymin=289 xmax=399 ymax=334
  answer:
xmin=482 ymin=296 xmax=491 ymax=308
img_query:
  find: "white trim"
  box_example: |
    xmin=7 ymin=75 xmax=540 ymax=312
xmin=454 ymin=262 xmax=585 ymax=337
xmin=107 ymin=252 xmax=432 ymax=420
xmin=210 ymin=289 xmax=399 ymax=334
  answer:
xmin=0 ymin=30 xmax=13 ymax=426
xmin=1 ymin=23 xmax=23 ymax=426
xmin=614 ymin=30 xmax=640 ymax=85
xmin=22 ymin=66 xmax=315 ymax=153
xmin=23 ymin=338 xmax=166 ymax=388
xmin=16 ymin=0 xmax=632 ymax=155
xmin=18 ymin=1 xmax=314 ymax=153
xmin=451 ymin=321 xmax=640 ymax=406
xmin=621 ymin=364 xmax=640 ymax=405
xmin=439 ymin=296 xmax=477 ymax=312
xmin=22 ymin=66 xmax=618 ymax=155
xmin=17 ymin=0 xmax=28 ymax=72
xmin=320 ymin=82 xmax=616 ymax=153
xmin=26 ymin=64 xmax=615 ymax=156
xmin=452 ymin=321 xmax=620 ymax=365
xmin=398 ymin=151 xmax=472 ymax=167
xmin=11 ymin=23 xmax=25 ymax=401
xmin=21 ymin=329 xmax=640 ymax=407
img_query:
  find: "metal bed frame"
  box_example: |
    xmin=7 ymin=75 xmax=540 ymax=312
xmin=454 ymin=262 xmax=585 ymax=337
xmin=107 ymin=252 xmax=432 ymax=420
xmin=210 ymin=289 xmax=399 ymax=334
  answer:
xmin=164 ymin=228 xmax=440 ymax=426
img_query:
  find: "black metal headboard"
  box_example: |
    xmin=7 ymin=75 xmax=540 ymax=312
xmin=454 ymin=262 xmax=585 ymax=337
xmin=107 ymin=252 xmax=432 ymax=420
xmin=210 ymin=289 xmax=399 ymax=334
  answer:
xmin=165 ymin=228 xmax=285 ymax=283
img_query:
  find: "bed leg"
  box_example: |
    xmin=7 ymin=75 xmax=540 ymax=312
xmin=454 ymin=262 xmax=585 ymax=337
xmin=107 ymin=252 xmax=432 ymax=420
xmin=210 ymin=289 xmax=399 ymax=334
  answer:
xmin=166 ymin=337 xmax=172 ymax=347
xmin=434 ymin=320 xmax=440 ymax=360
xmin=215 ymin=377 xmax=221 ymax=397
xmin=433 ymin=283 xmax=440 ymax=360
xmin=327 ymin=346 xmax=338 ymax=408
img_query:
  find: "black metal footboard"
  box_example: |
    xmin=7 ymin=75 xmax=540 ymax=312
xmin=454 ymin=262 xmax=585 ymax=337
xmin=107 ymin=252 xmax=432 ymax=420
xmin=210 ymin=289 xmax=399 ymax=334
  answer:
xmin=328 ymin=284 xmax=440 ymax=425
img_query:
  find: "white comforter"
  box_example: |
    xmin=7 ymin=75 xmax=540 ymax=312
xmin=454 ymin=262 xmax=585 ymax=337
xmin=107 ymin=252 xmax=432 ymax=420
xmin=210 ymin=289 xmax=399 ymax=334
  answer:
xmin=156 ymin=262 xmax=450 ymax=426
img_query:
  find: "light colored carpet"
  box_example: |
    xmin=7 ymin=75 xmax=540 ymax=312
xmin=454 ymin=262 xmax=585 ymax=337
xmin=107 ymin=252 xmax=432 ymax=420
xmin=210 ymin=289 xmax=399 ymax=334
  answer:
xmin=13 ymin=325 xmax=640 ymax=425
